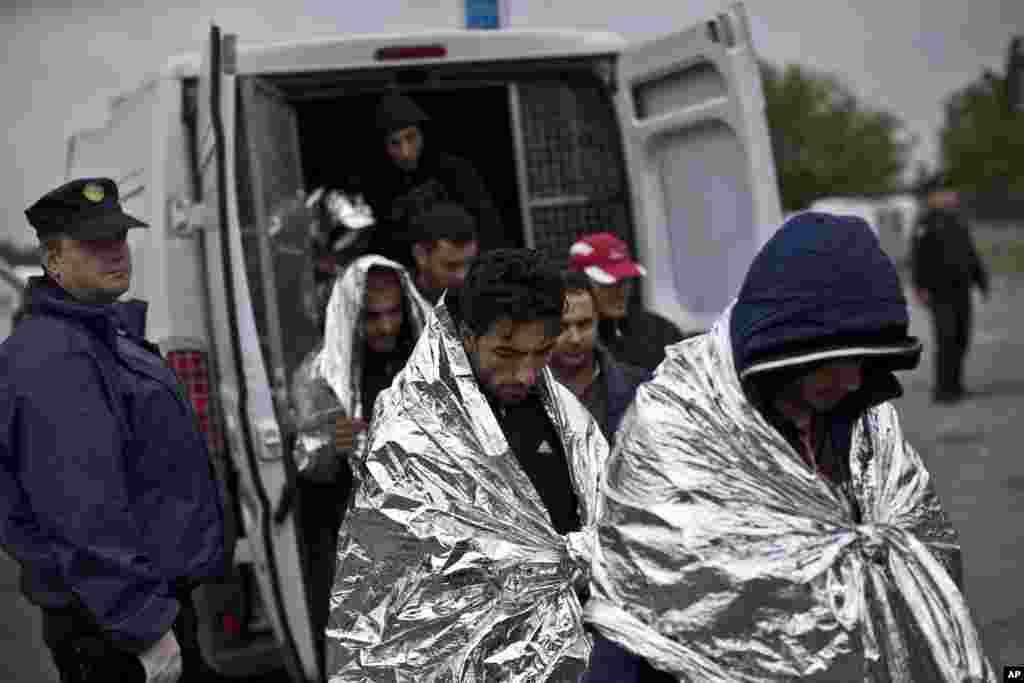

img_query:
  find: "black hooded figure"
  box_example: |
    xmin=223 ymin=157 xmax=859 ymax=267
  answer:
xmin=360 ymin=94 xmax=506 ymax=267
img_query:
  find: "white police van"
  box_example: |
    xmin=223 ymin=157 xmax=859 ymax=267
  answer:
xmin=64 ymin=3 xmax=782 ymax=679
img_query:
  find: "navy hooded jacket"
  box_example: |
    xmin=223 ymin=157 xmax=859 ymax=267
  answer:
xmin=581 ymin=213 xmax=920 ymax=683
xmin=730 ymin=212 xmax=919 ymax=379
xmin=590 ymin=344 xmax=651 ymax=443
xmin=0 ymin=277 xmax=226 ymax=653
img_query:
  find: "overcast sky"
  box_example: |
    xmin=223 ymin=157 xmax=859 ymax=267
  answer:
xmin=2 ymin=0 xmax=1021 ymax=247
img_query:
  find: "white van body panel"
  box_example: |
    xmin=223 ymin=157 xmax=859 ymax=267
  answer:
xmin=0 ymin=265 xmax=26 ymax=340
xmin=0 ymin=265 xmax=43 ymax=341
xmin=66 ymin=77 xmax=210 ymax=347
xmin=616 ymin=3 xmax=782 ymax=333
xmin=161 ymin=29 xmax=627 ymax=79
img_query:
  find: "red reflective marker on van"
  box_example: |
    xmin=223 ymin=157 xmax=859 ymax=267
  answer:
xmin=374 ymin=45 xmax=447 ymax=61
xmin=221 ymin=611 xmax=242 ymax=635
xmin=166 ymin=349 xmax=225 ymax=456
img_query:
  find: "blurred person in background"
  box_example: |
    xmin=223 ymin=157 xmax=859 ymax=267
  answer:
xmin=1 ymin=178 xmax=226 ymax=682
xmin=910 ymin=172 xmax=989 ymax=404
xmin=290 ymin=255 xmax=430 ymax=674
xmin=549 ymin=271 xmax=650 ymax=444
xmin=408 ymin=202 xmax=479 ymax=306
xmin=568 ymin=232 xmax=685 ymax=373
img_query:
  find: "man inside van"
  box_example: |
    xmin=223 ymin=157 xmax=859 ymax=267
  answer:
xmin=361 ymin=93 xmax=505 ymax=266
xmin=1 ymin=178 xmax=226 ymax=682
xmin=549 ymin=270 xmax=650 ymax=444
xmin=325 ymin=249 xmax=608 ymax=681
xmin=408 ymin=202 xmax=479 ymax=306
xmin=568 ymin=232 xmax=686 ymax=373
xmin=291 ymin=255 xmax=431 ymax=675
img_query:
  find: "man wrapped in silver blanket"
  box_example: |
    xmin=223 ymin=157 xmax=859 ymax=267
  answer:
xmin=583 ymin=212 xmax=994 ymax=682
xmin=325 ymin=249 xmax=609 ymax=682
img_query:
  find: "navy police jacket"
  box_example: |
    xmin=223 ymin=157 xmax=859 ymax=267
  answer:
xmin=0 ymin=276 xmax=226 ymax=653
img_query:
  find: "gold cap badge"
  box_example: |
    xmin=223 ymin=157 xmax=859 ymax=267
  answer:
xmin=82 ymin=183 xmax=105 ymax=203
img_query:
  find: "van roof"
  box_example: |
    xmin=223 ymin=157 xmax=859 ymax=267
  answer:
xmin=160 ymin=28 xmax=627 ymax=79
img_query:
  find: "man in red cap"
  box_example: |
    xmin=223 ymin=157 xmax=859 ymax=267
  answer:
xmin=568 ymin=232 xmax=685 ymax=372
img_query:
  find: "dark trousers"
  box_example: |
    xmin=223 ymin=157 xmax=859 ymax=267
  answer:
xmin=44 ymin=591 xmax=209 ymax=682
xmin=930 ymin=287 xmax=972 ymax=399
xmin=580 ymin=632 xmax=677 ymax=683
xmin=297 ymin=476 xmax=349 ymax=680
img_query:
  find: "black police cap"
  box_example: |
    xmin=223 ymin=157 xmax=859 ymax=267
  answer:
xmin=25 ymin=178 xmax=149 ymax=241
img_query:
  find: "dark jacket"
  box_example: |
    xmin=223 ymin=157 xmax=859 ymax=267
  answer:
xmin=585 ymin=212 xmax=922 ymax=683
xmin=495 ymin=391 xmax=581 ymax=535
xmin=582 ymin=345 xmax=651 ymax=443
xmin=361 ymin=147 xmax=505 ymax=266
xmin=910 ymin=207 xmax=989 ymax=296
xmin=598 ymin=308 xmax=687 ymax=373
xmin=0 ymin=277 xmax=226 ymax=653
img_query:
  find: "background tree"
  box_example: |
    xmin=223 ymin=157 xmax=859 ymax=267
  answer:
xmin=761 ymin=62 xmax=913 ymax=212
xmin=939 ymin=61 xmax=1024 ymax=216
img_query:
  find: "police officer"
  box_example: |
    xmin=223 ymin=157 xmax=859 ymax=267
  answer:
xmin=910 ymin=173 xmax=990 ymax=403
xmin=0 ymin=178 xmax=226 ymax=682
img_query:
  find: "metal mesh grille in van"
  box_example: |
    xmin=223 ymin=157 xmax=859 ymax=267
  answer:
xmin=516 ymin=79 xmax=635 ymax=266
xmin=530 ymin=201 xmax=633 ymax=270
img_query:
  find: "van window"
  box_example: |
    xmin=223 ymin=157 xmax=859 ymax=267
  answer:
xmin=230 ymin=60 xmax=635 ymax=419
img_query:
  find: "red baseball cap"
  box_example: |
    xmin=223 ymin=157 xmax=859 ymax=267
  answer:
xmin=567 ymin=232 xmax=646 ymax=285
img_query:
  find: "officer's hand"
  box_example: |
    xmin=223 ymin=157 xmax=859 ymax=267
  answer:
xmin=138 ymin=630 xmax=181 ymax=683
xmin=335 ymin=416 xmax=369 ymax=453
xmin=913 ymin=288 xmax=930 ymax=306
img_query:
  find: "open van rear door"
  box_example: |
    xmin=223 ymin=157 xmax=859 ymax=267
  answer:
xmin=237 ymin=76 xmax=322 ymax=398
xmin=617 ymin=1 xmax=782 ymax=332
xmin=198 ymin=25 xmax=319 ymax=682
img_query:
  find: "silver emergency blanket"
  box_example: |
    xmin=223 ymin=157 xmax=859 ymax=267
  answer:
xmin=584 ymin=307 xmax=995 ymax=682
xmin=299 ymin=188 xmax=378 ymax=325
xmin=291 ymin=255 xmax=431 ymax=478
xmin=325 ymin=300 xmax=609 ymax=682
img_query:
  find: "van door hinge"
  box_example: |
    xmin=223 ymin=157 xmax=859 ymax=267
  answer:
xmin=168 ymin=196 xmax=204 ymax=238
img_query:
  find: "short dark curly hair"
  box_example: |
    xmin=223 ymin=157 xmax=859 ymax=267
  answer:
xmin=562 ymin=270 xmax=595 ymax=299
xmin=452 ymin=248 xmax=565 ymax=338
xmin=409 ymin=202 xmax=478 ymax=248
